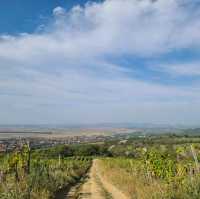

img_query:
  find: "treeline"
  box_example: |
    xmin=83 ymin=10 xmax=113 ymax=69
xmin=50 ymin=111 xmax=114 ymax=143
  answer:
xmin=32 ymin=134 xmax=200 ymax=159
xmin=32 ymin=144 xmax=112 ymax=158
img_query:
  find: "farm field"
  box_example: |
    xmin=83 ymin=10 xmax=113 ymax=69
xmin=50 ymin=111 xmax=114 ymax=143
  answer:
xmin=1 ymin=134 xmax=200 ymax=198
xmin=67 ymin=143 xmax=200 ymax=199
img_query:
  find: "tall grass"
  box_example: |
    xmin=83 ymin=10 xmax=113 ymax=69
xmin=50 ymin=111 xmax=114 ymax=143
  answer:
xmin=99 ymin=144 xmax=200 ymax=199
xmin=0 ymin=148 xmax=91 ymax=199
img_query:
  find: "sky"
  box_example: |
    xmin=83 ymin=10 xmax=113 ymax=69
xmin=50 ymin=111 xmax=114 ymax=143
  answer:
xmin=0 ymin=0 xmax=200 ymax=125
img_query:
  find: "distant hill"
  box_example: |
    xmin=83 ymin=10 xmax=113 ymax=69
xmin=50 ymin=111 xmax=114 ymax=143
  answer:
xmin=183 ymin=128 xmax=200 ymax=136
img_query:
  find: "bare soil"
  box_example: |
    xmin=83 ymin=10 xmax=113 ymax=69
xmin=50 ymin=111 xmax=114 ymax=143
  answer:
xmin=64 ymin=159 xmax=128 ymax=199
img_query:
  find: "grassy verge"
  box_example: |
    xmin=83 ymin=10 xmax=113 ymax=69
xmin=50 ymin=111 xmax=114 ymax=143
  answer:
xmin=99 ymin=158 xmax=200 ymax=199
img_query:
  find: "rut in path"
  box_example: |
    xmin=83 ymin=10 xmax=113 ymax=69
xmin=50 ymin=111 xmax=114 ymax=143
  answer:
xmin=66 ymin=159 xmax=128 ymax=199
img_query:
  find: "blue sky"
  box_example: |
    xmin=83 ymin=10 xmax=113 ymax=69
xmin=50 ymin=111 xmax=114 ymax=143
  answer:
xmin=0 ymin=0 xmax=200 ymax=125
xmin=0 ymin=0 xmax=92 ymax=34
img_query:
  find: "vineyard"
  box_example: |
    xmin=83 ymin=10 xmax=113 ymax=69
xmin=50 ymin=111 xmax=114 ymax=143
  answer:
xmin=0 ymin=144 xmax=91 ymax=199
xmin=100 ymin=143 xmax=200 ymax=199
xmin=1 ymin=136 xmax=200 ymax=199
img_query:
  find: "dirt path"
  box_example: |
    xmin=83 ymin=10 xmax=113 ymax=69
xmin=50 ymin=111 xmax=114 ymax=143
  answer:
xmin=66 ymin=159 xmax=128 ymax=199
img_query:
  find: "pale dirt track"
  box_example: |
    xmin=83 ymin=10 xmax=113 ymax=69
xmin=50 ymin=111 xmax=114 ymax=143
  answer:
xmin=66 ymin=159 xmax=128 ymax=199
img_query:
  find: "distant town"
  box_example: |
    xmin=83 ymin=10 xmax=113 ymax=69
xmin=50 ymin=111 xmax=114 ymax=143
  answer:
xmin=0 ymin=125 xmax=198 ymax=153
xmin=0 ymin=128 xmax=142 ymax=153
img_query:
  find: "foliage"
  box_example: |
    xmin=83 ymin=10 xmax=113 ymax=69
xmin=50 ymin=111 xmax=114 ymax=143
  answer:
xmin=0 ymin=145 xmax=92 ymax=199
xmin=100 ymin=142 xmax=200 ymax=199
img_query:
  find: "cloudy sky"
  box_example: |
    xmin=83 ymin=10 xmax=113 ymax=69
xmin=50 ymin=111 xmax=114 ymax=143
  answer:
xmin=0 ymin=0 xmax=200 ymax=125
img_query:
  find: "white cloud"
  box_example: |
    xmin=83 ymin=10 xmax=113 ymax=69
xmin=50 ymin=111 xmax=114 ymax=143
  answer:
xmin=1 ymin=0 xmax=200 ymax=61
xmin=53 ymin=6 xmax=66 ymax=16
xmin=155 ymin=62 xmax=200 ymax=77
xmin=0 ymin=0 xmax=200 ymax=124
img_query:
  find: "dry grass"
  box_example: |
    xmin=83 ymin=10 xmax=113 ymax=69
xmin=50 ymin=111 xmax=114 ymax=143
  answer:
xmin=98 ymin=158 xmax=170 ymax=199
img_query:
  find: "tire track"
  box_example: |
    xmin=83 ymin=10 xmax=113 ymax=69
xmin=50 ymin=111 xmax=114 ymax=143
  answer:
xmin=65 ymin=159 xmax=128 ymax=199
